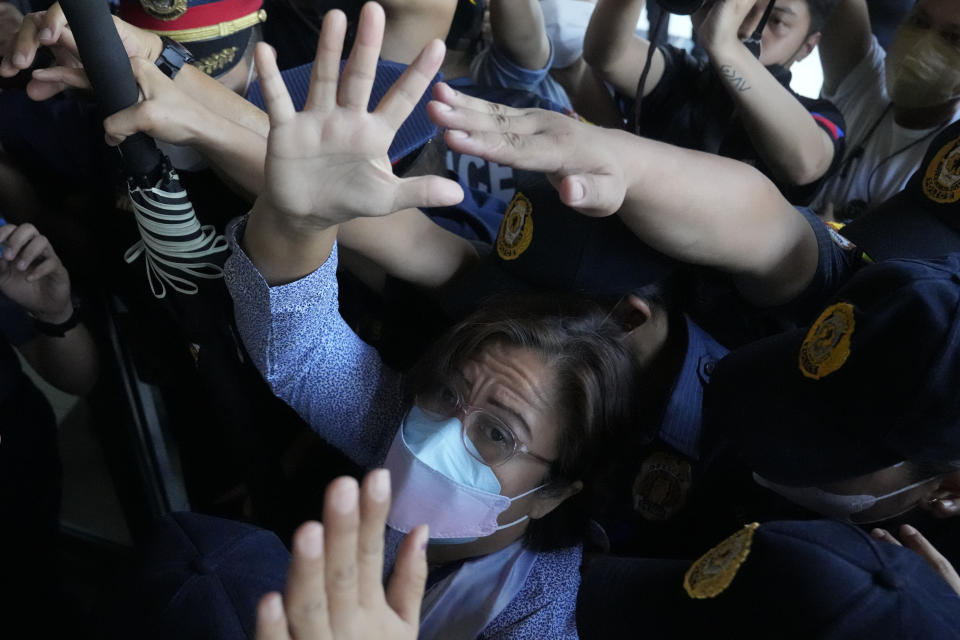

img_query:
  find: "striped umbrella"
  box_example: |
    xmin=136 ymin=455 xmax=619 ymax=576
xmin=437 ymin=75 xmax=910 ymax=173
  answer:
xmin=60 ymin=0 xmax=226 ymax=298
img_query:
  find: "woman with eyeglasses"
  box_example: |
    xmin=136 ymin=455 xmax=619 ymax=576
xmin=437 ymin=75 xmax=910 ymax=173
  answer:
xmin=223 ymin=4 xmax=639 ymax=638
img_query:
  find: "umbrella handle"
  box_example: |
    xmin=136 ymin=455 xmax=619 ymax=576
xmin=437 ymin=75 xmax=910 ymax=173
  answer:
xmin=59 ymin=0 xmax=163 ymax=185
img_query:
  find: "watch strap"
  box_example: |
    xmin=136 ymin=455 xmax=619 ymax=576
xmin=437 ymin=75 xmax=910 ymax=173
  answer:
xmin=32 ymin=305 xmax=81 ymax=338
xmin=155 ymin=36 xmax=196 ymax=80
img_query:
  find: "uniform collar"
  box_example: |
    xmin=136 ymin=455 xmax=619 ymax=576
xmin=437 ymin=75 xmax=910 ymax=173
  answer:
xmin=658 ymin=316 xmax=729 ymax=461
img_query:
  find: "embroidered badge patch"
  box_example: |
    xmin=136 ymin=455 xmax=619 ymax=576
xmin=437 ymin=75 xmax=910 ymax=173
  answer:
xmin=798 ymin=302 xmax=855 ymax=380
xmin=195 ymin=46 xmax=239 ymax=75
xmin=632 ymin=451 xmax=693 ymax=521
xmin=496 ymin=192 xmax=534 ymax=261
xmin=684 ymin=522 xmax=759 ymax=599
xmin=140 ymin=0 xmax=188 ymax=21
xmin=922 ymin=136 xmax=960 ymax=204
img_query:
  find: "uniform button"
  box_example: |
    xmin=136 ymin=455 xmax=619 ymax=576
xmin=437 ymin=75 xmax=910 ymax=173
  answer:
xmin=874 ymin=568 xmax=902 ymax=590
xmin=704 ymin=360 xmax=717 ymax=376
xmin=190 ymin=558 xmax=216 ymax=575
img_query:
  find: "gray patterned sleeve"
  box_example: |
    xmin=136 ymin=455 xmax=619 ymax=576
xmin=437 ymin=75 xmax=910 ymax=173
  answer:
xmin=224 ymin=217 xmax=404 ymax=469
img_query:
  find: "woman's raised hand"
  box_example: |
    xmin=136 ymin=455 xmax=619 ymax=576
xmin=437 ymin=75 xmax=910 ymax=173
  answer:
xmin=255 ymin=2 xmax=463 ymax=232
xmin=255 ymin=470 xmax=429 ymax=640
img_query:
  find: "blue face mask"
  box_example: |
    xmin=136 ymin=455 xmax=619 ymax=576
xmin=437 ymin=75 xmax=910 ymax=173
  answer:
xmin=401 ymin=406 xmax=544 ymax=544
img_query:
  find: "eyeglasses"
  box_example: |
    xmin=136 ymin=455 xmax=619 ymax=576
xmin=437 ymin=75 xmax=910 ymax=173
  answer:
xmin=416 ymin=380 xmax=555 ymax=468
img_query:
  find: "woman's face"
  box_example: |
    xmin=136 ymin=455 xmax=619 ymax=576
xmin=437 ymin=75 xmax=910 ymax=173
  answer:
xmin=426 ymin=342 xmax=573 ymax=563
xmin=460 ymin=342 xmax=560 ymax=495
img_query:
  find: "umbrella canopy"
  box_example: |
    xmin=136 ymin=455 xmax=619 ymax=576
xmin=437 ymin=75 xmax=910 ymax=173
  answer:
xmin=124 ymin=162 xmax=228 ymax=297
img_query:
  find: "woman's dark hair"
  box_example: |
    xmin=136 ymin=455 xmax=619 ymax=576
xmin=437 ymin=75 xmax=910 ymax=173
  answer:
xmin=405 ymin=292 xmax=642 ymax=551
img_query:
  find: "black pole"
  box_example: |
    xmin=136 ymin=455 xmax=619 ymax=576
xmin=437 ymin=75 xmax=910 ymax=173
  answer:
xmin=59 ymin=0 xmax=164 ymax=184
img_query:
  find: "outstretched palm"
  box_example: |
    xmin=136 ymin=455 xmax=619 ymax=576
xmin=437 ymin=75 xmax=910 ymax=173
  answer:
xmin=256 ymin=4 xmax=462 ymax=230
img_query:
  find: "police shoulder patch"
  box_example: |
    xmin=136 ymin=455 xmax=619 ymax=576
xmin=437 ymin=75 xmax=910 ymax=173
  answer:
xmin=140 ymin=0 xmax=188 ymax=21
xmin=922 ymin=136 xmax=960 ymax=204
xmin=798 ymin=302 xmax=855 ymax=380
xmin=496 ymin=192 xmax=534 ymax=261
xmin=632 ymin=451 xmax=693 ymax=522
xmin=684 ymin=522 xmax=759 ymax=599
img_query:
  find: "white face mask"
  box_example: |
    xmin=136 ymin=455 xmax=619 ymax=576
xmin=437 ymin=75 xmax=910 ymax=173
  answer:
xmin=385 ymin=406 xmax=545 ymax=545
xmin=753 ymin=470 xmax=935 ymax=524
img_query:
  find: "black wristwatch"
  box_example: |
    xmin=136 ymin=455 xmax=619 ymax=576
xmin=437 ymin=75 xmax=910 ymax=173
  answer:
xmin=32 ymin=304 xmax=81 ymax=338
xmin=155 ymin=36 xmax=195 ymax=80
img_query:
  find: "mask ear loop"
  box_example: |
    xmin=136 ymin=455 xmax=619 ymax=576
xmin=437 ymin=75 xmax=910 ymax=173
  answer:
xmin=743 ymin=0 xmax=777 ymax=59
xmin=495 ymin=483 xmax=550 ymax=531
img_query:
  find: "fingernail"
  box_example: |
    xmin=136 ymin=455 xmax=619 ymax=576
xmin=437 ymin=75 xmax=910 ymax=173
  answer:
xmin=419 ymin=526 xmax=429 ymax=552
xmin=297 ymin=522 xmax=323 ymax=558
xmin=570 ymin=180 xmax=585 ymax=203
xmin=331 ymin=478 xmax=358 ymax=513
xmin=369 ymin=469 xmax=390 ymax=502
xmin=434 ymin=101 xmax=452 ymax=112
xmin=39 ymin=29 xmax=52 ymax=41
xmin=263 ymin=593 xmax=284 ymax=621
xmin=448 ymin=129 xmax=468 ymax=139
xmin=870 ymin=528 xmax=885 ymax=539
xmin=901 ymin=524 xmax=918 ymax=536
xmin=12 ymin=53 xmax=25 ymax=67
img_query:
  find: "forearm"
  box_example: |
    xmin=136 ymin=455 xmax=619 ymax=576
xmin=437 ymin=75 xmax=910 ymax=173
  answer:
xmin=193 ymin=113 xmax=267 ymax=197
xmin=583 ymin=0 xmax=650 ymax=94
xmin=20 ymin=325 xmax=98 ymax=396
xmin=615 ymin=130 xmax=818 ymax=304
xmin=488 ymin=0 xmax=551 ymax=71
xmin=173 ymin=63 xmax=270 ymax=137
xmin=709 ymin=45 xmax=834 ymax=185
xmin=170 ymin=63 xmax=270 ymax=195
xmin=429 ymin=84 xmax=820 ymax=305
xmin=337 ymin=209 xmax=479 ymax=289
xmin=134 ymin=26 xmax=269 ymax=137
xmin=818 ymin=0 xmax=872 ymax=95
xmin=242 ymin=198 xmax=338 ymax=286
xmin=136 ymin=35 xmax=271 ymax=193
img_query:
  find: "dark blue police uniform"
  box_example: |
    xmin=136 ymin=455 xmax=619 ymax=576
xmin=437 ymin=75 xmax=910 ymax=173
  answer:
xmin=578 ymin=519 xmax=960 ymax=639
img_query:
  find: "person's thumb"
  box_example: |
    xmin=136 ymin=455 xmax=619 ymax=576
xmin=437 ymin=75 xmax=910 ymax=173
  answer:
xmin=391 ymin=175 xmax=464 ymax=214
xmin=557 ymin=174 xmax=624 ymax=218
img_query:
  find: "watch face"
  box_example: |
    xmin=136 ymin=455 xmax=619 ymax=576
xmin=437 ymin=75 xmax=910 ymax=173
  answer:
xmin=158 ymin=38 xmax=194 ymax=78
